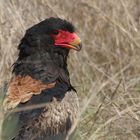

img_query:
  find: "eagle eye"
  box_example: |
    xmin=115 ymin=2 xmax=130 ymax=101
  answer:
xmin=52 ymin=30 xmax=59 ymax=35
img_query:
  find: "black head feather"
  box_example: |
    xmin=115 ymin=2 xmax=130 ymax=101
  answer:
xmin=13 ymin=17 xmax=76 ymax=91
xmin=17 ymin=17 xmax=75 ymax=58
xmin=27 ymin=17 xmax=75 ymax=34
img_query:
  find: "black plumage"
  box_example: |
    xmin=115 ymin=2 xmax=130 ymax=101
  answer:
xmin=13 ymin=18 xmax=72 ymax=86
xmin=2 ymin=17 xmax=81 ymax=140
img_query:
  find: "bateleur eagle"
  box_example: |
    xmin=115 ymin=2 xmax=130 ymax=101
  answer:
xmin=2 ymin=17 xmax=82 ymax=140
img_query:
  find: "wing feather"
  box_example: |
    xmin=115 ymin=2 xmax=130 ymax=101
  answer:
xmin=3 ymin=75 xmax=55 ymax=110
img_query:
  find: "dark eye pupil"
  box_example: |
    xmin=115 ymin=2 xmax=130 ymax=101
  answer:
xmin=52 ymin=30 xmax=59 ymax=35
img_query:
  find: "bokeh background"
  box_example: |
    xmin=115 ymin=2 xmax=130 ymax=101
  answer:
xmin=0 ymin=0 xmax=140 ymax=140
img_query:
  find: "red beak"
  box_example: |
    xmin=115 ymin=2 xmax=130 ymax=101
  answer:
xmin=54 ymin=30 xmax=82 ymax=51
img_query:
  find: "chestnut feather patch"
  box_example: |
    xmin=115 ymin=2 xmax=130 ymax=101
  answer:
xmin=3 ymin=75 xmax=55 ymax=110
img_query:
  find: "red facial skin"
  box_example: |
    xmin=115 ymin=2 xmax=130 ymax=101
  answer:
xmin=51 ymin=30 xmax=81 ymax=50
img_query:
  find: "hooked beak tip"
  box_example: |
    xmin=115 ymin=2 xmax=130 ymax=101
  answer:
xmin=75 ymin=42 xmax=82 ymax=51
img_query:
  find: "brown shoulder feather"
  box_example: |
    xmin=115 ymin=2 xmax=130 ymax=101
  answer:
xmin=3 ymin=75 xmax=55 ymax=110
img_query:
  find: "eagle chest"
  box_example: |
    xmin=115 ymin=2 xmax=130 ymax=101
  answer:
xmin=15 ymin=91 xmax=79 ymax=140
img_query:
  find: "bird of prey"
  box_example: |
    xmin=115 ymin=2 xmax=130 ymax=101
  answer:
xmin=2 ymin=17 xmax=82 ymax=140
